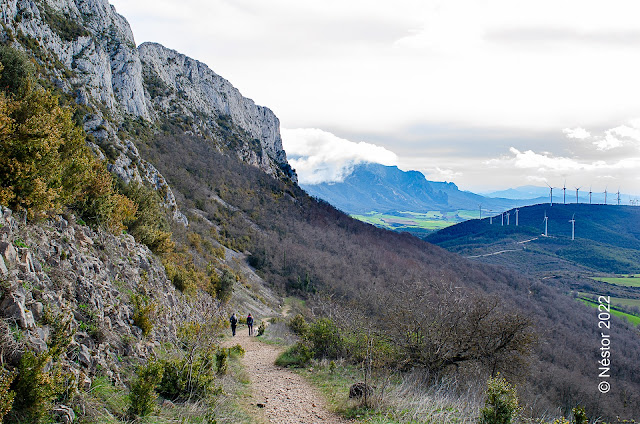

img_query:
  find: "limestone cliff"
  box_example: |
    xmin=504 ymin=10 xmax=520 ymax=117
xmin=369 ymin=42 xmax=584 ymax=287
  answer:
xmin=0 ymin=0 xmax=297 ymax=221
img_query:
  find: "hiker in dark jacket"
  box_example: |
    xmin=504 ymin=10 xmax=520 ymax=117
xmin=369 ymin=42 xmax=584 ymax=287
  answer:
xmin=230 ymin=313 xmax=238 ymax=336
xmin=247 ymin=313 xmax=254 ymax=336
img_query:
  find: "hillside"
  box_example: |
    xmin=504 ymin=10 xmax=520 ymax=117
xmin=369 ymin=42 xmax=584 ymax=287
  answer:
xmin=1 ymin=0 xmax=640 ymax=422
xmin=426 ymin=203 xmax=640 ymax=274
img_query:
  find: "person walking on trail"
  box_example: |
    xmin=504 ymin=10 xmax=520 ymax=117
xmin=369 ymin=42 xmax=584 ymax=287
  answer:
xmin=247 ymin=313 xmax=254 ymax=336
xmin=230 ymin=313 xmax=238 ymax=336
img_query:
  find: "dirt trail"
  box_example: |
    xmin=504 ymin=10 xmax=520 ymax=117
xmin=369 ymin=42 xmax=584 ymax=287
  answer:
xmin=223 ymin=330 xmax=349 ymax=424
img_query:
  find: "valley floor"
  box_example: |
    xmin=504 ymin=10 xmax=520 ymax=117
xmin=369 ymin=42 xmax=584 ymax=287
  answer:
xmin=223 ymin=330 xmax=349 ymax=424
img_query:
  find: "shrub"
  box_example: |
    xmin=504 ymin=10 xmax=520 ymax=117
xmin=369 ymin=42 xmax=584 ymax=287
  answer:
xmin=208 ymin=268 xmax=234 ymax=303
xmin=228 ymin=344 xmax=245 ymax=358
xmin=0 ymin=367 xmax=16 ymax=422
xmin=306 ymin=318 xmax=343 ymax=359
xmin=275 ymin=342 xmax=313 ymax=368
xmin=158 ymin=351 xmax=215 ymax=401
xmin=128 ymin=360 xmax=163 ymax=418
xmin=257 ymin=321 xmax=266 ymax=336
xmin=0 ymin=46 xmax=135 ymax=229
xmin=288 ymin=313 xmax=308 ymax=336
xmin=11 ymin=352 xmax=75 ymax=423
xmin=572 ymin=406 xmax=588 ymax=424
xmin=216 ymin=349 xmax=228 ymax=375
xmin=478 ymin=375 xmax=519 ymax=424
xmin=131 ymin=293 xmax=156 ymax=337
xmin=119 ymin=182 xmax=174 ymax=254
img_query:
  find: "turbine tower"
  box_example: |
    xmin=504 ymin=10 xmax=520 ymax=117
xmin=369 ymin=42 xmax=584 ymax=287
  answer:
xmin=588 ymin=186 xmax=592 ymax=204
xmin=506 ymin=211 xmax=510 ymax=226
xmin=501 ymin=212 xmax=504 ymax=226
xmin=563 ymin=180 xmax=567 ymax=204
xmin=604 ymin=187 xmax=608 ymax=205
xmin=543 ymin=212 xmax=548 ymax=237
xmin=575 ymin=187 xmax=581 ymax=204
xmin=546 ymin=183 xmax=554 ymax=206
xmin=479 ymin=204 xmax=482 ymax=219
xmin=515 ymin=208 xmax=519 ymax=226
xmin=569 ymin=214 xmax=575 ymax=241
xmin=617 ymin=188 xmax=621 ymax=205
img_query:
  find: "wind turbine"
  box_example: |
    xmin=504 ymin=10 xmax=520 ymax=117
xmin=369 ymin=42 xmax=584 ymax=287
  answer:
xmin=563 ymin=180 xmax=567 ymax=204
xmin=546 ymin=182 xmax=554 ymax=206
xmin=569 ymin=214 xmax=575 ymax=241
xmin=501 ymin=212 xmax=504 ymax=226
xmin=617 ymin=188 xmax=621 ymax=206
xmin=588 ymin=186 xmax=592 ymax=204
xmin=506 ymin=211 xmax=510 ymax=225
xmin=479 ymin=204 xmax=482 ymax=219
xmin=543 ymin=212 xmax=548 ymax=237
xmin=604 ymin=187 xmax=608 ymax=205
xmin=575 ymin=187 xmax=581 ymax=204
xmin=515 ymin=208 xmax=519 ymax=226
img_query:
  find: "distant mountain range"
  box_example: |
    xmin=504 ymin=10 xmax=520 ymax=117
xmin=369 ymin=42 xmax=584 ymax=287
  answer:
xmin=301 ymin=163 xmax=547 ymax=214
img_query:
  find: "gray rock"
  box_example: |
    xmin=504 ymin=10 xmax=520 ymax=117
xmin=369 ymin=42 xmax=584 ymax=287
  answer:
xmin=52 ymin=404 xmax=76 ymax=424
xmin=1 ymin=292 xmax=35 ymax=329
xmin=0 ymin=242 xmax=17 ymax=264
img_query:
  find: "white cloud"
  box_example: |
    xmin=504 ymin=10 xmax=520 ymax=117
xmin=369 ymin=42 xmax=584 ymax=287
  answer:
xmin=563 ymin=127 xmax=591 ymax=139
xmin=281 ymin=128 xmax=398 ymax=184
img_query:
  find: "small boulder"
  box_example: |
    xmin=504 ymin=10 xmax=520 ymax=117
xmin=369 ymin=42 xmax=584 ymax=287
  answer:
xmin=0 ymin=292 xmax=35 ymax=329
xmin=0 ymin=242 xmax=17 ymax=264
xmin=52 ymin=404 xmax=75 ymax=423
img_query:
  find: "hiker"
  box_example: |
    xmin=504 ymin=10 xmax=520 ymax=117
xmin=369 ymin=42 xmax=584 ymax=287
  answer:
xmin=247 ymin=313 xmax=254 ymax=336
xmin=230 ymin=313 xmax=238 ymax=336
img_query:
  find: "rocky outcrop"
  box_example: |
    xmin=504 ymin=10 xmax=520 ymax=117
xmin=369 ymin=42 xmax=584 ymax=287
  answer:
xmin=0 ymin=0 xmax=297 ymax=192
xmin=0 ymin=205 xmax=216 ymax=387
xmin=139 ymin=42 xmax=292 ymax=178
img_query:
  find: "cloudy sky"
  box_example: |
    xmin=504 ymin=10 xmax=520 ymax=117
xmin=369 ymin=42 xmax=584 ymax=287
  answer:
xmin=110 ymin=0 xmax=640 ymax=195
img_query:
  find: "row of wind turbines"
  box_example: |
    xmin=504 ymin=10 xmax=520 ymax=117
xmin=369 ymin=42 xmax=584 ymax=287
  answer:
xmin=481 ymin=206 xmax=578 ymax=240
xmin=545 ymin=181 xmax=622 ymax=206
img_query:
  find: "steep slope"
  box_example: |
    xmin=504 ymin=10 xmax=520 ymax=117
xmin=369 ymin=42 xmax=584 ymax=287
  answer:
xmin=302 ymin=163 xmax=535 ymax=214
xmin=0 ymin=0 xmax=295 ymax=225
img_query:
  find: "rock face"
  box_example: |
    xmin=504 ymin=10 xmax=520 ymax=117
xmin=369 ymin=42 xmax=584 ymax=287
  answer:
xmin=0 ymin=205 xmax=216 ymax=386
xmin=139 ymin=42 xmax=291 ymax=177
xmin=0 ymin=0 xmax=297 ymax=222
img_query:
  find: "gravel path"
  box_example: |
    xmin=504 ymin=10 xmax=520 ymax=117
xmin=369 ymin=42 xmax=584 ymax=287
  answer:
xmin=224 ymin=330 xmax=350 ymax=424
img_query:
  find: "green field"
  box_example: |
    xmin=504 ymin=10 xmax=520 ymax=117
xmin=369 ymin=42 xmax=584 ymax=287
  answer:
xmin=579 ymin=298 xmax=640 ymax=326
xmin=351 ymin=210 xmax=477 ymax=234
xmin=592 ymin=275 xmax=640 ymax=287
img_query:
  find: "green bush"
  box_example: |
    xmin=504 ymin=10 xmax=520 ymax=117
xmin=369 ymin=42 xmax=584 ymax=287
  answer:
xmin=0 ymin=46 xmax=135 ymax=229
xmin=128 ymin=360 xmax=163 ymax=418
xmin=479 ymin=375 xmax=519 ymax=424
xmin=158 ymin=351 xmax=215 ymax=401
xmin=572 ymin=406 xmax=588 ymax=424
xmin=257 ymin=321 xmax=266 ymax=336
xmin=275 ymin=342 xmax=313 ymax=368
xmin=306 ymin=318 xmax=343 ymax=359
xmin=228 ymin=344 xmax=245 ymax=358
xmin=11 ymin=352 xmax=75 ymax=423
xmin=0 ymin=367 xmax=16 ymax=423
xmin=119 ymin=182 xmax=174 ymax=254
xmin=131 ymin=293 xmax=156 ymax=338
xmin=216 ymin=349 xmax=228 ymax=375
xmin=288 ymin=313 xmax=308 ymax=336
xmin=209 ymin=269 xmax=234 ymax=303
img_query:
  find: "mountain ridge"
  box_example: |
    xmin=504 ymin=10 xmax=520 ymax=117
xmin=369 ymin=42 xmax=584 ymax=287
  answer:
xmin=302 ymin=162 xmax=545 ymax=214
